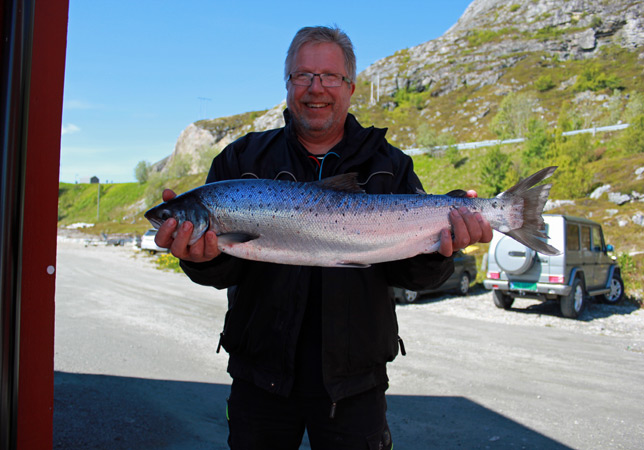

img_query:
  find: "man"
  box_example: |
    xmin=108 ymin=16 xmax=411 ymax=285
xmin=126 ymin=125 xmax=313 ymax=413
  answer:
xmin=156 ymin=26 xmax=492 ymax=450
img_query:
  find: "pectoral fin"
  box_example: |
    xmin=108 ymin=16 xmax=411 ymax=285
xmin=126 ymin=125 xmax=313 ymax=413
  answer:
xmin=217 ymin=233 xmax=258 ymax=246
xmin=336 ymin=261 xmax=371 ymax=268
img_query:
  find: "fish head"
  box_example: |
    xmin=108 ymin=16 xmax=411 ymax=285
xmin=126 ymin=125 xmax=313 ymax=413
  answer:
xmin=144 ymin=193 xmax=210 ymax=245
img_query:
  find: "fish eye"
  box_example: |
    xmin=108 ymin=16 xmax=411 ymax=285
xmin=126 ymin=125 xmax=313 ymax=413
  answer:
xmin=161 ymin=210 xmax=172 ymax=220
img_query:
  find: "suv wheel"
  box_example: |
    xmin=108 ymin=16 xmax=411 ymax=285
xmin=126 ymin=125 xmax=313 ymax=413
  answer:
xmin=493 ymin=290 xmax=514 ymax=309
xmin=602 ymin=273 xmax=625 ymax=304
xmin=560 ymin=277 xmax=586 ymax=319
xmin=401 ymin=289 xmax=418 ymax=303
xmin=457 ymin=273 xmax=470 ymax=296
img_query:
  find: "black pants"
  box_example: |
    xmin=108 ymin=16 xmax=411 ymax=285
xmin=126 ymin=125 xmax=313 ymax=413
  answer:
xmin=226 ymin=379 xmax=392 ymax=450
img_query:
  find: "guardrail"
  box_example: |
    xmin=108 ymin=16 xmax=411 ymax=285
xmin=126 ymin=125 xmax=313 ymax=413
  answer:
xmin=403 ymin=123 xmax=630 ymax=156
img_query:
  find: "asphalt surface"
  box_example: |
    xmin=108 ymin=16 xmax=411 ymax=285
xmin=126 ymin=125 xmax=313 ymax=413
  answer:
xmin=54 ymin=238 xmax=644 ymax=449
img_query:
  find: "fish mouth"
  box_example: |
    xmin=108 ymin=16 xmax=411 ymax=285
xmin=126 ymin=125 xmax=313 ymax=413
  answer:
xmin=146 ymin=215 xmax=164 ymax=230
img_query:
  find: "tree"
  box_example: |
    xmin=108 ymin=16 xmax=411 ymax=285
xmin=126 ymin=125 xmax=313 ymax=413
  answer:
xmin=479 ymin=146 xmax=513 ymax=197
xmin=620 ymin=114 xmax=644 ymax=154
xmin=520 ymin=119 xmax=552 ymax=176
xmin=489 ymin=92 xmax=538 ymax=140
xmin=134 ymin=160 xmax=150 ymax=184
xmin=548 ymin=134 xmax=596 ymax=199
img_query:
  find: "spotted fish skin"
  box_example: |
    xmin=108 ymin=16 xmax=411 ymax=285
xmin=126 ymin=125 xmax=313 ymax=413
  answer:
xmin=144 ymin=166 xmax=559 ymax=267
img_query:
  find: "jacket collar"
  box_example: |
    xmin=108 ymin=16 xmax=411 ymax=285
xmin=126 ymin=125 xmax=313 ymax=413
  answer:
xmin=282 ymin=109 xmax=389 ymax=169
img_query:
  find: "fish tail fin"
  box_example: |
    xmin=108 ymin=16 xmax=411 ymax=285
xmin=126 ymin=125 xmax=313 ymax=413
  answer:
xmin=499 ymin=166 xmax=561 ymax=256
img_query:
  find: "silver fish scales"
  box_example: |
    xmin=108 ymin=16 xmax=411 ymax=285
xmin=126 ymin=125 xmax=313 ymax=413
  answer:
xmin=145 ymin=166 xmax=560 ymax=267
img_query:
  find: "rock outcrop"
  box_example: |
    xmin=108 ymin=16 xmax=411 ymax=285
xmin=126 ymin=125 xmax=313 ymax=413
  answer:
xmin=159 ymin=0 xmax=643 ymax=175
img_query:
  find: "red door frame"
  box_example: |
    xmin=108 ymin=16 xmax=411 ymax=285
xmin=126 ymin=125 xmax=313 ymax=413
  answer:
xmin=17 ymin=0 xmax=68 ymax=448
xmin=0 ymin=0 xmax=68 ymax=448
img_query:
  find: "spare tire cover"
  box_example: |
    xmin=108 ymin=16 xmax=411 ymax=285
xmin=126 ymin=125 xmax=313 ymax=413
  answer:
xmin=494 ymin=236 xmax=536 ymax=274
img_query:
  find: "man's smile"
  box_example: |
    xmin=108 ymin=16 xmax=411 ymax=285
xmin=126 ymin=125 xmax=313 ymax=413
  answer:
xmin=307 ymin=103 xmax=329 ymax=108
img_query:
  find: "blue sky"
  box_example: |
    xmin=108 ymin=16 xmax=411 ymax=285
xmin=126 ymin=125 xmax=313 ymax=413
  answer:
xmin=60 ymin=0 xmax=474 ymax=183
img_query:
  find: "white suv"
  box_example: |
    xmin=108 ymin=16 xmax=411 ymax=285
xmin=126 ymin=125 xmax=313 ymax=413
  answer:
xmin=483 ymin=214 xmax=624 ymax=319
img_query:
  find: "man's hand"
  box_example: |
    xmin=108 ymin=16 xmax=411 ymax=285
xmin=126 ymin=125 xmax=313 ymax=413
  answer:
xmin=438 ymin=190 xmax=493 ymax=257
xmin=154 ymin=189 xmax=221 ymax=263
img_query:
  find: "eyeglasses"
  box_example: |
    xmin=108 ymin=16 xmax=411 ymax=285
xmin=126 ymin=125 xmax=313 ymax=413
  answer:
xmin=288 ymin=72 xmax=352 ymax=88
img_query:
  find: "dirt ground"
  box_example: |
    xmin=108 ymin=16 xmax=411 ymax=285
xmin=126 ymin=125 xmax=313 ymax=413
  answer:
xmin=53 ymin=237 xmax=644 ymax=449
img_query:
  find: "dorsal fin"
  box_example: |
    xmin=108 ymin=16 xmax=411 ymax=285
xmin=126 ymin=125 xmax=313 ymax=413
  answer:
xmin=315 ymin=173 xmax=365 ymax=193
xmin=445 ymin=189 xmax=468 ymax=198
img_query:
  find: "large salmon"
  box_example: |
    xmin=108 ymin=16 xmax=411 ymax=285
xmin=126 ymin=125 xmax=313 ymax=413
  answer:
xmin=145 ymin=166 xmax=559 ymax=267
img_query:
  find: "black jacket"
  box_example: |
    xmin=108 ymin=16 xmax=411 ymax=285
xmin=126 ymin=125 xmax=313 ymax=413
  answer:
xmin=181 ymin=111 xmax=454 ymax=402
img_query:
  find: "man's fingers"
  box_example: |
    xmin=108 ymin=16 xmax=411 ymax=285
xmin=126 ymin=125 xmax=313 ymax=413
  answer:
xmin=445 ymin=207 xmax=493 ymax=255
xmin=438 ymin=228 xmax=453 ymax=257
xmin=170 ymin=221 xmax=194 ymax=259
xmin=154 ymin=218 xmax=177 ymax=248
xmin=450 ymin=208 xmax=472 ymax=250
xmin=475 ymin=213 xmax=494 ymax=243
xmin=202 ymin=231 xmax=221 ymax=260
xmin=162 ymin=189 xmax=176 ymax=202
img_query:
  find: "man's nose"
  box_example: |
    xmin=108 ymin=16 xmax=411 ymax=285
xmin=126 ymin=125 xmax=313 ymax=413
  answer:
xmin=308 ymin=74 xmax=325 ymax=92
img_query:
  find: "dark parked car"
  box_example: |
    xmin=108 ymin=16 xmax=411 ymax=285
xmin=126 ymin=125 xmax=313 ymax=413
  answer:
xmin=389 ymin=250 xmax=478 ymax=303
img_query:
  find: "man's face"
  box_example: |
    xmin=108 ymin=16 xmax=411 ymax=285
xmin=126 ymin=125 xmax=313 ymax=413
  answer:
xmin=286 ymin=42 xmax=355 ymax=143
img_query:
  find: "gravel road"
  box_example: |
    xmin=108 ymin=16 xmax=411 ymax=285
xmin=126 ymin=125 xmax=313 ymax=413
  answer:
xmin=53 ymin=236 xmax=644 ymax=449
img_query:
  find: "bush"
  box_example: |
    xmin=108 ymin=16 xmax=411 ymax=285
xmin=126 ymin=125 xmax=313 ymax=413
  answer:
xmin=573 ymin=63 xmax=622 ymax=92
xmin=416 ymin=124 xmax=455 ymax=155
xmin=489 ymin=92 xmax=538 ymax=139
xmin=535 ymin=74 xmax=555 ymax=92
xmin=617 ymin=253 xmax=642 ymax=300
xmin=620 ymin=114 xmax=644 ymax=154
xmin=547 ymin=134 xmax=596 ymax=198
xmin=155 ymin=253 xmax=182 ymax=272
xmin=479 ymin=147 xmax=512 ymax=196
xmin=521 ymin=119 xmax=552 ymax=175
xmin=144 ymin=171 xmax=170 ymax=207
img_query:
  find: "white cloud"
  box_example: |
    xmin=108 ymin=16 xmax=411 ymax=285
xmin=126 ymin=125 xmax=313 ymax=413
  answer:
xmin=61 ymin=123 xmax=81 ymax=135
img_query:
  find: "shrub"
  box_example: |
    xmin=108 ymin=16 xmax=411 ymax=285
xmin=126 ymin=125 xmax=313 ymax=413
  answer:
xmin=155 ymin=253 xmax=182 ymax=272
xmin=620 ymin=114 xmax=644 ymax=154
xmin=521 ymin=119 xmax=552 ymax=175
xmin=573 ymin=63 xmax=622 ymax=92
xmin=479 ymin=147 xmax=512 ymax=196
xmin=535 ymin=74 xmax=555 ymax=92
xmin=547 ymin=134 xmax=596 ymax=198
xmin=617 ymin=253 xmax=642 ymax=300
xmin=489 ymin=92 xmax=538 ymax=139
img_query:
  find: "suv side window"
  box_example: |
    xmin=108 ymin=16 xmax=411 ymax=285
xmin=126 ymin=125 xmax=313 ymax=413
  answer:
xmin=566 ymin=223 xmax=580 ymax=251
xmin=591 ymin=226 xmax=604 ymax=252
xmin=581 ymin=226 xmax=592 ymax=251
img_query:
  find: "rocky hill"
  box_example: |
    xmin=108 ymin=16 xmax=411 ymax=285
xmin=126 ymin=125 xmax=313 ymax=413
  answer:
xmin=153 ymin=0 xmax=643 ymax=176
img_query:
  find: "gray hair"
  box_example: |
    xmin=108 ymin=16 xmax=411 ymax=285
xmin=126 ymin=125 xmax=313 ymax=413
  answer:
xmin=284 ymin=26 xmax=356 ymax=84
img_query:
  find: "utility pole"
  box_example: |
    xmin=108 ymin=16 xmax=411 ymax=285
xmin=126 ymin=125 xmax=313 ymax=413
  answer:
xmin=97 ymin=182 xmax=100 ymax=221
